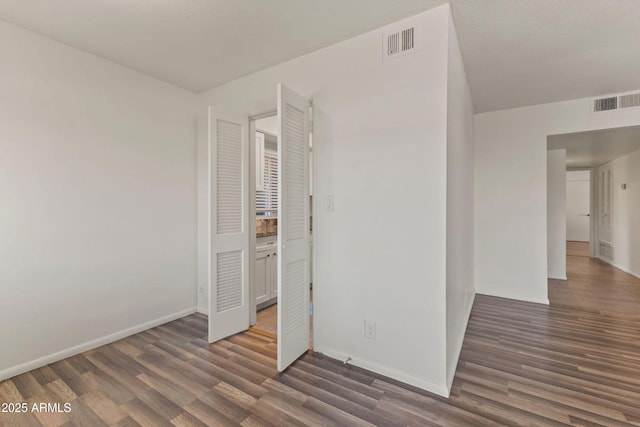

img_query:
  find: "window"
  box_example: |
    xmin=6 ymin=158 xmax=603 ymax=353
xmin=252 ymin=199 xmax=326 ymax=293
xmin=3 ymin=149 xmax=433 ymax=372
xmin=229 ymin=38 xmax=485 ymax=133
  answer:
xmin=257 ymin=150 xmax=278 ymax=216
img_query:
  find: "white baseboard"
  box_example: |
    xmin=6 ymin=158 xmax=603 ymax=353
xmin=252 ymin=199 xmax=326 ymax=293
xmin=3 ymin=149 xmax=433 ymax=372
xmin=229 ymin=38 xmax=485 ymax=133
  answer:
xmin=598 ymin=257 xmax=640 ymax=280
xmin=313 ymin=346 xmax=449 ymax=398
xmin=446 ymin=292 xmax=476 ymax=393
xmin=621 ymin=267 xmax=640 ymax=281
xmin=548 ymin=275 xmax=567 ymax=281
xmin=0 ymin=307 xmax=197 ymax=382
xmin=196 ymin=306 xmax=209 ymax=315
xmin=597 ymin=255 xmax=614 ymax=264
xmin=475 ymin=290 xmax=549 ymax=306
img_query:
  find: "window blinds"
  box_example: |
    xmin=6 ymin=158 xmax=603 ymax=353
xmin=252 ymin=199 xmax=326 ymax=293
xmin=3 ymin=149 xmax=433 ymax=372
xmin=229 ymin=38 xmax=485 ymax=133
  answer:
xmin=256 ymin=151 xmax=278 ymax=214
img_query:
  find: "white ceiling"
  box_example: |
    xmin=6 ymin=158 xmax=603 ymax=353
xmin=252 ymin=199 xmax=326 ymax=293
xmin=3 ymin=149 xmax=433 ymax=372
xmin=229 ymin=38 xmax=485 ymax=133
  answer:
xmin=1 ymin=0 xmax=640 ymax=112
xmin=0 ymin=0 xmax=442 ymax=93
xmin=548 ymin=126 xmax=640 ymax=168
xmin=256 ymin=116 xmax=278 ymax=137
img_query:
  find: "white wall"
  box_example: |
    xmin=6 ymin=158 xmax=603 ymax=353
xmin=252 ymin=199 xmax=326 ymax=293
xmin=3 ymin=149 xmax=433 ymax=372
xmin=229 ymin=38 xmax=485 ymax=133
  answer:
xmin=198 ymin=5 xmax=452 ymax=395
xmin=607 ymin=148 xmax=640 ymax=278
xmin=475 ymin=98 xmax=640 ymax=304
xmin=567 ymin=170 xmax=590 ymax=181
xmin=445 ymin=11 xmax=475 ymax=390
xmin=0 ymin=20 xmax=197 ymax=380
xmin=547 ymin=150 xmax=567 ymax=280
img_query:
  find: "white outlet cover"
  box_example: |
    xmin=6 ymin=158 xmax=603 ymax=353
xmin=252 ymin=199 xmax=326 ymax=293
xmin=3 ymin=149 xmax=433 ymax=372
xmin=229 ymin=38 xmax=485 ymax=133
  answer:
xmin=364 ymin=320 xmax=376 ymax=339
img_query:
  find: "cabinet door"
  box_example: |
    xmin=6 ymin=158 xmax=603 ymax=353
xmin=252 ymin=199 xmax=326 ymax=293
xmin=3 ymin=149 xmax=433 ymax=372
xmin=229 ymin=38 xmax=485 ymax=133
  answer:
xmin=255 ymin=249 xmax=269 ymax=305
xmin=269 ymin=250 xmax=278 ymax=299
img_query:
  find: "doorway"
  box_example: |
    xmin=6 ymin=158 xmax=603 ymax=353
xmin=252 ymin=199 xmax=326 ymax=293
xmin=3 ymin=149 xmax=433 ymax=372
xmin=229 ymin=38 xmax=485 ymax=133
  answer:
xmin=251 ymin=114 xmax=281 ymax=338
xmin=247 ymin=100 xmax=314 ymax=352
xmin=566 ymin=170 xmax=591 ymax=255
xmin=547 ymin=126 xmax=640 ymax=315
xmin=206 ymin=84 xmax=314 ymax=372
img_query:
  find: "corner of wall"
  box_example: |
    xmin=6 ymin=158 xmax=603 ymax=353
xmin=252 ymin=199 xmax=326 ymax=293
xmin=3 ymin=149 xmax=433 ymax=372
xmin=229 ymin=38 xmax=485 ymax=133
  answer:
xmin=446 ymin=290 xmax=475 ymax=392
xmin=315 ymin=345 xmax=450 ymax=398
xmin=196 ymin=105 xmax=210 ymax=316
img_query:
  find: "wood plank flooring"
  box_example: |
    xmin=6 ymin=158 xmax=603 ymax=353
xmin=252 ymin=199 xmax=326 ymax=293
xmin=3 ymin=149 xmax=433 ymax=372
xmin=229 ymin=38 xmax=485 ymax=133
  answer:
xmin=549 ymin=241 xmax=640 ymax=317
xmin=566 ymin=241 xmax=591 ymax=257
xmin=3 ymin=293 xmax=640 ymax=426
xmin=254 ymin=304 xmax=277 ymax=336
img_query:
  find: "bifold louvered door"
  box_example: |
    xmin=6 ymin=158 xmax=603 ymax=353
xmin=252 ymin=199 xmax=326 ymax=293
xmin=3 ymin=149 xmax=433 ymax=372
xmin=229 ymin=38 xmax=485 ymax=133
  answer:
xmin=208 ymin=107 xmax=250 ymax=343
xmin=277 ymin=84 xmax=311 ymax=372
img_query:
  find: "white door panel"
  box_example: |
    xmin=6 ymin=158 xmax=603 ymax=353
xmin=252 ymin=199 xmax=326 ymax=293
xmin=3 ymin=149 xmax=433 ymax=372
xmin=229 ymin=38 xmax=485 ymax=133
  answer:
xmin=277 ymin=84 xmax=310 ymax=372
xmin=566 ymin=179 xmax=590 ymax=242
xmin=208 ymin=107 xmax=250 ymax=343
xmin=598 ymin=165 xmax=613 ymax=242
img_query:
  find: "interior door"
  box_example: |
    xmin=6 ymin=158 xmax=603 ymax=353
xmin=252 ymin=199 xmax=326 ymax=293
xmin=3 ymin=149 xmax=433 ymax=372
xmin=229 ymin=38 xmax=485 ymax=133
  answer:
xmin=208 ymin=106 xmax=250 ymax=343
xmin=277 ymin=84 xmax=310 ymax=372
xmin=566 ymin=172 xmax=590 ymax=242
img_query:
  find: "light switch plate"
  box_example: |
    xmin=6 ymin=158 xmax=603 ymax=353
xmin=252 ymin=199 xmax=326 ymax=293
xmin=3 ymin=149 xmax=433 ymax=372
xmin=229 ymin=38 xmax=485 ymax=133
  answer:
xmin=324 ymin=195 xmax=334 ymax=212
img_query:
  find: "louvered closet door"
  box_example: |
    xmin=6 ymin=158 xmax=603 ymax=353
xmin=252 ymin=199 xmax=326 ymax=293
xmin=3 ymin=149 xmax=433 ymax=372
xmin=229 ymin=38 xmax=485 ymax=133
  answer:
xmin=277 ymin=84 xmax=311 ymax=371
xmin=208 ymin=107 xmax=250 ymax=343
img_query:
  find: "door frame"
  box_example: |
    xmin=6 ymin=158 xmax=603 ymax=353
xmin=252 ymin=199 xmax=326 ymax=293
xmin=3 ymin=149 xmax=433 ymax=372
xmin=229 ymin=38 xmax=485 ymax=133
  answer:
xmin=589 ymin=167 xmax=597 ymax=258
xmin=594 ymin=162 xmax=615 ymax=262
xmin=566 ymin=167 xmax=596 ymax=257
xmin=249 ymin=110 xmax=276 ymax=327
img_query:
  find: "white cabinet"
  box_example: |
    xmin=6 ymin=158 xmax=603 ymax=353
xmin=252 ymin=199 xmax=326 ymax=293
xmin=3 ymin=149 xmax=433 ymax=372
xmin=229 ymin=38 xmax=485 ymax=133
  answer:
xmin=255 ymin=245 xmax=278 ymax=305
xmin=255 ymin=247 xmax=270 ymax=305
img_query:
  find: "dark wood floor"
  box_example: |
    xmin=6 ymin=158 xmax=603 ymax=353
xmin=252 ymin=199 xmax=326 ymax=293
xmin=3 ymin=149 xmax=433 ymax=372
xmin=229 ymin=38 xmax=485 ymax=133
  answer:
xmin=2 ymin=292 xmax=640 ymax=426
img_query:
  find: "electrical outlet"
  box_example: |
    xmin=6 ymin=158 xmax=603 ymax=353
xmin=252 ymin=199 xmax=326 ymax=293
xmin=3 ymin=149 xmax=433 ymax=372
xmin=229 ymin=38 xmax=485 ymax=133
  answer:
xmin=364 ymin=320 xmax=376 ymax=339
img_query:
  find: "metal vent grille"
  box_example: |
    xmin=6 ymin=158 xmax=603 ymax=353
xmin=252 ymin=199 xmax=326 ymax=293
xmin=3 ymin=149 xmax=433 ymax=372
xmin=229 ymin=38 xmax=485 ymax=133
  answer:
xmin=599 ymin=242 xmax=614 ymax=260
xmin=384 ymin=26 xmax=417 ymax=61
xmin=388 ymin=32 xmax=400 ymax=56
xmin=593 ymin=91 xmax=640 ymax=112
xmin=620 ymin=93 xmax=640 ymax=109
xmin=594 ymin=97 xmax=618 ymax=112
xmin=402 ymin=27 xmax=415 ymax=51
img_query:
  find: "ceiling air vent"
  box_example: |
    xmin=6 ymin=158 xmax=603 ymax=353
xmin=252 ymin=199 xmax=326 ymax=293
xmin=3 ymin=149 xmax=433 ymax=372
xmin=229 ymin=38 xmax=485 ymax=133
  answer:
xmin=383 ymin=25 xmax=418 ymax=61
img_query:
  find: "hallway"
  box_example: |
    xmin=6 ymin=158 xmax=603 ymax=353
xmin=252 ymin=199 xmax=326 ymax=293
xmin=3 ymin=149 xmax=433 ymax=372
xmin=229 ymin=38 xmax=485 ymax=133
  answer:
xmin=549 ymin=242 xmax=640 ymax=317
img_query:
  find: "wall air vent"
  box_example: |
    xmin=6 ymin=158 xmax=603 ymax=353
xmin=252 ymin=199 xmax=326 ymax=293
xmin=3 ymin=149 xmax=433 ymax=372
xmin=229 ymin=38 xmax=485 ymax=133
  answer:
xmin=594 ymin=97 xmax=617 ymax=112
xmin=383 ymin=25 xmax=418 ymax=61
xmin=620 ymin=92 xmax=640 ymax=109
xmin=593 ymin=91 xmax=640 ymax=113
